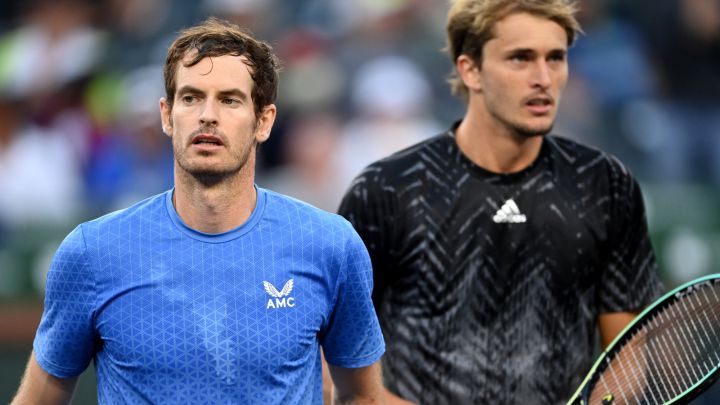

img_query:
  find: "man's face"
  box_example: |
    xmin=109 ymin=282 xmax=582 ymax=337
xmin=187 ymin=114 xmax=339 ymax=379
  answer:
xmin=474 ymin=12 xmax=568 ymax=137
xmin=160 ymin=54 xmax=275 ymax=183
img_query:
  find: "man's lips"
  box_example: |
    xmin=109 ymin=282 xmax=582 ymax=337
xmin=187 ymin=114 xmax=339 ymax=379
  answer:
xmin=525 ymin=96 xmax=554 ymax=115
xmin=191 ymin=134 xmax=224 ymax=146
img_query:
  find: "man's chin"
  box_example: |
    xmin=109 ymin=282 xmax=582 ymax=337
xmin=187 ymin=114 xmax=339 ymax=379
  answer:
xmin=175 ymin=148 xmax=252 ymax=186
xmin=180 ymin=163 xmax=240 ymax=186
xmin=514 ymin=122 xmax=554 ymax=138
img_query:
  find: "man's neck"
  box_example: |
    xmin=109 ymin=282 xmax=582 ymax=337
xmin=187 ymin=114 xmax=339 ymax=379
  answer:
xmin=455 ymin=108 xmax=543 ymax=174
xmin=172 ymin=168 xmax=257 ymax=234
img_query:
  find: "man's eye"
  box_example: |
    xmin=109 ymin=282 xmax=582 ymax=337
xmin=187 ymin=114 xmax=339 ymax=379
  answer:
xmin=182 ymin=95 xmax=197 ymax=103
xmin=510 ymin=54 xmax=529 ymax=62
xmin=222 ymin=98 xmax=239 ymax=105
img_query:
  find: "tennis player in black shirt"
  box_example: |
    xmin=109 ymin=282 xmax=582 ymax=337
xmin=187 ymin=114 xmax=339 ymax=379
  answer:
xmin=338 ymin=0 xmax=664 ymax=404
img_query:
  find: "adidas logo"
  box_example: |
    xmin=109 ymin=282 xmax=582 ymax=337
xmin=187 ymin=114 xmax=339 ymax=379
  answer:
xmin=493 ymin=199 xmax=527 ymax=224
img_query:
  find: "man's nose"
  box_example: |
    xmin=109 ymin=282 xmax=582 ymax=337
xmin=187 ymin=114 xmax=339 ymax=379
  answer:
xmin=199 ymin=100 xmax=219 ymax=126
xmin=531 ymin=61 xmax=552 ymax=89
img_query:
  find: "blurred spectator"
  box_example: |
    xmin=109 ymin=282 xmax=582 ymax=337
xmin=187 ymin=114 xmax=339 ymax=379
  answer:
xmin=557 ymin=0 xmax=658 ymax=165
xmin=100 ymin=0 xmax=175 ymax=69
xmin=278 ymin=28 xmax=345 ymax=115
xmin=333 ymin=55 xmax=441 ymax=193
xmin=0 ymin=0 xmax=103 ymax=99
xmin=621 ymin=0 xmax=720 ymax=102
xmin=202 ymin=0 xmax=280 ymax=39
xmin=261 ymin=27 xmax=346 ymax=169
xmin=571 ymin=0 xmax=657 ymax=110
xmin=259 ymin=113 xmax=344 ymax=212
xmin=0 ymin=97 xmax=21 ymax=242
xmin=0 ymin=96 xmax=84 ymax=227
xmin=0 ymin=0 xmax=102 ymax=196
xmin=84 ymin=65 xmax=173 ymax=212
xmin=619 ymin=0 xmax=720 ymax=184
xmin=291 ymin=0 xmax=422 ymax=39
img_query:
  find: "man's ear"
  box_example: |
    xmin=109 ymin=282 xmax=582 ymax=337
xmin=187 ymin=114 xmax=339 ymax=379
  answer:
xmin=255 ymin=104 xmax=277 ymax=144
xmin=457 ymin=55 xmax=483 ymax=92
xmin=159 ymin=97 xmax=173 ymax=137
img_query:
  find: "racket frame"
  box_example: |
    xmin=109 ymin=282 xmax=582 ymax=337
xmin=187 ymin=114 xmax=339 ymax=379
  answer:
xmin=567 ymin=273 xmax=720 ymax=405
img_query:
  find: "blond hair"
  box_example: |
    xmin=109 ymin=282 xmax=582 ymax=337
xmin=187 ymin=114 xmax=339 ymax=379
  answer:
xmin=446 ymin=0 xmax=582 ymax=101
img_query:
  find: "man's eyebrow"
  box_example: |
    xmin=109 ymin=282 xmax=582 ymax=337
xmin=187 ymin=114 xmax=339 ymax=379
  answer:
xmin=176 ymin=85 xmax=205 ymax=95
xmin=501 ymin=47 xmax=536 ymax=57
xmin=175 ymin=86 xmax=250 ymax=101
xmin=217 ymin=88 xmax=249 ymax=101
xmin=504 ymin=47 xmax=567 ymax=56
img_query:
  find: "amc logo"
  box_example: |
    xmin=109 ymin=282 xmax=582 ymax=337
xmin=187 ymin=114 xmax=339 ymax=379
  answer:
xmin=263 ymin=279 xmax=296 ymax=309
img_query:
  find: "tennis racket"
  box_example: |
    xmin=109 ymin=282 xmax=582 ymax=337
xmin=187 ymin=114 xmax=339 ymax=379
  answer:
xmin=568 ymin=273 xmax=720 ymax=405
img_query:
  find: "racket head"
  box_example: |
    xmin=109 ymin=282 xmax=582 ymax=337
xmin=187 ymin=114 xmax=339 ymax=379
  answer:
xmin=568 ymin=274 xmax=720 ymax=405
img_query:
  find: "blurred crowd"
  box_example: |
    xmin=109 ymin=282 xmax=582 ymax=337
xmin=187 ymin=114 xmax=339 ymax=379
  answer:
xmin=0 ymin=0 xmax=719 ymax=297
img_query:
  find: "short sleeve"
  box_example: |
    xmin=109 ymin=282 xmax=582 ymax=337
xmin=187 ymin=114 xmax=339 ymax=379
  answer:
xmin=320 ymin=223 xmax=385 ymax=368
xmin=599 ymin=159 xmax=664 ymax=313
xmin=33 ymin=224 xmax=97 ymax=378
xmin=338 ymin=166 xmax=399 ymax=308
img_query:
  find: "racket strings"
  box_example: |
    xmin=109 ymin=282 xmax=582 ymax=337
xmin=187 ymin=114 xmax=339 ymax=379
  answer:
xmin=588 ymin=282 xmax=720 ymax=404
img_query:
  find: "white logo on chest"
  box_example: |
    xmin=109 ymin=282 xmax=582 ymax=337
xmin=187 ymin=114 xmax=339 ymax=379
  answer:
xmin=493 ymin=199 xmax=527 ymax=224
xmin=263 ymin=279 xmax=295 ymax=309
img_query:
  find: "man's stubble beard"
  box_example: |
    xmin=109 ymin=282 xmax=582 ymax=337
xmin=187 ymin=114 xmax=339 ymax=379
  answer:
xmin=167 ymin=111 xmax=264 ymax=186
xmin=491 ymin=108 xmax=555 ymax=139
xmin=174 ymin=134 xmax=257 ymax=188
xmin=512 ymin=122 xmax=554 ymax=139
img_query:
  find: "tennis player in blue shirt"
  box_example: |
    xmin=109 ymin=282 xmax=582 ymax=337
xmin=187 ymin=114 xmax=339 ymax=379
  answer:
xmin=12 ymin=17 xmax=385 ymax=405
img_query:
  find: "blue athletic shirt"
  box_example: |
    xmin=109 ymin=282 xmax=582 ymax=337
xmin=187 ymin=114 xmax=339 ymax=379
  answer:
xmin=33 ymin=187 xmax=385 ymax=404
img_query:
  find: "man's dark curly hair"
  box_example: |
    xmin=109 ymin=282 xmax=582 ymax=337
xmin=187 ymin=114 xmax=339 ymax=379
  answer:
xmin=163 ymin=17 xmax=280 ymax=117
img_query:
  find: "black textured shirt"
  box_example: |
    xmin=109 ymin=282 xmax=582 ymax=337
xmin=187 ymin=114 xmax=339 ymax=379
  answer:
xmin=338 ymin=127 xmax=664 ymax=404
